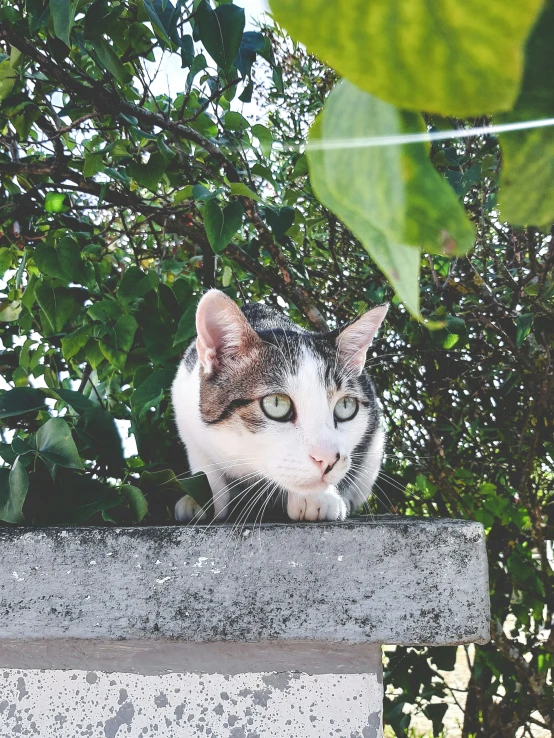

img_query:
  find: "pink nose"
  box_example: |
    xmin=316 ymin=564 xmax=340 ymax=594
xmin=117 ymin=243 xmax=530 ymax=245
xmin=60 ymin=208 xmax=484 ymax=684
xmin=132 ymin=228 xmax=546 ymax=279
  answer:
xmin=309 ymin=450 xmax=340 ymax=475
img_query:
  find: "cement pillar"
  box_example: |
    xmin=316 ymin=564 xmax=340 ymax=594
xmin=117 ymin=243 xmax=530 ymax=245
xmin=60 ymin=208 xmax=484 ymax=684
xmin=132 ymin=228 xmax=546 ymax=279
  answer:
xmin=0 ymin=519 xmax=489 ymax=737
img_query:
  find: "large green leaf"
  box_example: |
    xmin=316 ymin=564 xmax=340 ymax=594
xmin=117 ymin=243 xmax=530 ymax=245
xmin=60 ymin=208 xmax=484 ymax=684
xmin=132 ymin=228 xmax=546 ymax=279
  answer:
xmin=307 ymin=82 xmax=474 ymax=316
xmin=76 ymin=407 xmax=124 ymax=472
xmin=131 ymin=368 xmax=175 ymax=418
xmin=33 ymin=236 xmax=82 ymax=283
xmin=35 ymin=281 xmax=75 ymax=332
xmin=36 ymin=417 xmax=83 ymax=469
xmin=195 ymin=1 xmax=245 ymax=73
xmin=203 ymin=199 xmax=244 ymax=253
xmin=0 ymin=387 xmax=46 ymax=419
xmin=99 ymin=314 xmax=137 ymax=369
xmin=128 ymin=153 xmax=167 ymax=190
xmin=118 ymin=266 xmax=158 ymax=301
xmin=40 ymin=471 xmax=121 ymax=525
xmin=120 ymin=484 xmax=148 ymax=522
xmin=49 ymin=0 xmax=76 ymax=46
xmin=61 ymin=325 xmax=91 ymax=360
xmin=91 ymin=38 xmax=132 ymax=84
xmin=0 ymin=48 xmax=21 ymax=102
xmin=174 ymin=300 xmax=198 ymax=346
xmin=498 ymin=1 xmax=554 ymax=226
xmin=270 ymin=0 xmax=544 ymax=116
xmin=0 ymin=464 xmax=27 ymax=524
xmin=53 ymin=389 xmax=95 ymax=413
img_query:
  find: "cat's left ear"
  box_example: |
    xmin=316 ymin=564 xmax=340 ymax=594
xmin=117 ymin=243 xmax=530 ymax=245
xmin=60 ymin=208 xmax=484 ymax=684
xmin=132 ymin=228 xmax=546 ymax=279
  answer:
xmin=335 ymin=304 xmax=388 ymax=375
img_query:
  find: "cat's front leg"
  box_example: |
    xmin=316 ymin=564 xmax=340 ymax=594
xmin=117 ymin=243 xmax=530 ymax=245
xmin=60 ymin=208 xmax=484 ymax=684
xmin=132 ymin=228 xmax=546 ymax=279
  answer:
xmin=287 ymin=487 xmax=348 ymax=522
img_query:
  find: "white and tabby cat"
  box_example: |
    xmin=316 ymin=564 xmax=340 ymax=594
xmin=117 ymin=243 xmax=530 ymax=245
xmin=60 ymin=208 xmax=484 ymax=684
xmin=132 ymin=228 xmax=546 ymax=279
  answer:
xmin=171 ymin=290 xmax=388 ymax=523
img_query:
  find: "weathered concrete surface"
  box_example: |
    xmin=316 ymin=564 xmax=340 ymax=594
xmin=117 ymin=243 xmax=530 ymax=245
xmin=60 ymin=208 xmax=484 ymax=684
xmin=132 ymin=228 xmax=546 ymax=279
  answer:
xmin=0 ymin=668 xmax=383 ymax=738
xmin=0 ymin=519 xmax=489 ymax=663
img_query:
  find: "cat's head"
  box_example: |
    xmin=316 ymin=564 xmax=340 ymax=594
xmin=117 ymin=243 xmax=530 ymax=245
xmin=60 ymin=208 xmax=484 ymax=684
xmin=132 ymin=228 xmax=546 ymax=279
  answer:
xmin=194 ymin=290 xmax=387 ymax=496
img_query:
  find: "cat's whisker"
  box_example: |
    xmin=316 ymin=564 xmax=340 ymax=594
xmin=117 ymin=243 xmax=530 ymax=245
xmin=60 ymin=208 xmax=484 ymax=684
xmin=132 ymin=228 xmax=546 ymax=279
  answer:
xmin=173 ymin=457 xmax=256 ymax=479
xmin=225 ymin=479 xmax=275 ymax=551
xmin=185 ymin=471 xmax=264 ymax=535
xmin=345 ymin=462 xmax=399 ymax=513
xmin=254 ymin=483 xmax=279 ymax=548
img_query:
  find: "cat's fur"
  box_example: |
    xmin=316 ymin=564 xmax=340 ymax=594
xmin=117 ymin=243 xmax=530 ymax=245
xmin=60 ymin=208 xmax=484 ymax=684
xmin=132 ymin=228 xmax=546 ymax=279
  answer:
xmin=171 ymin=290 xmax=387 ymax=523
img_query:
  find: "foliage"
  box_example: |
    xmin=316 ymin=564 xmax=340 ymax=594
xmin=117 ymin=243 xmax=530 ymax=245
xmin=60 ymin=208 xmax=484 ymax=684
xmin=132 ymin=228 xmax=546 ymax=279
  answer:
xmin=273 ymin=0 xmax=554 ymax=317
xmin=0 ymin=1 xmax=553 ymax=736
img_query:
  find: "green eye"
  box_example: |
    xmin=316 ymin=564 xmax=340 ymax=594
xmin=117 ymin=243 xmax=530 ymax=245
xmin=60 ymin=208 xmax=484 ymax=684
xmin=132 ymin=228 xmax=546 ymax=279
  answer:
xmin=261 ymin=394 xmax=293 ymax=421
xmin=334 ymin=396 xmax=358 ymax=422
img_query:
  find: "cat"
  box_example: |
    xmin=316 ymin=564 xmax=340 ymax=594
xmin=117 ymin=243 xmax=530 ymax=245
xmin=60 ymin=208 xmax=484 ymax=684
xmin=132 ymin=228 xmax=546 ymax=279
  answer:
xmin=171 ymin=289 xmax=388 ymax=523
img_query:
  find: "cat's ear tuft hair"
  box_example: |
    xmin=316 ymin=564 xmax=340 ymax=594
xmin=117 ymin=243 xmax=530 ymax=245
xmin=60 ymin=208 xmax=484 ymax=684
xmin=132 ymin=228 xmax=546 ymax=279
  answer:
xmin=196 ymin=290 xmax=259 ymax=375
xmin=335 ymin=304 xmax=388 ymax=375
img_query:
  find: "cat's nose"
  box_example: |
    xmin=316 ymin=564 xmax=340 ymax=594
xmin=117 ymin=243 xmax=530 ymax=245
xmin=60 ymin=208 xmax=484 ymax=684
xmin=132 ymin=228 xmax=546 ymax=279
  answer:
xmin=309 ymin=450 xmax=340 ymax=476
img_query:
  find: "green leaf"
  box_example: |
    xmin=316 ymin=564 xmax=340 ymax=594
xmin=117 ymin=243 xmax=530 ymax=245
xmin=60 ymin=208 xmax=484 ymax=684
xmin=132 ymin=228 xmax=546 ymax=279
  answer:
xmin=264 ymin=205 xmax=295 ymax=240
xmin=85 ymin=338 xmax=105 ymax=369
xmin=270 ymin=0 xmax=544 ymax=116
xmin=222 ymin=265 xmax=232 ymax=287
xmin=307 ymin=82 xmax=475 ymax=316
xmin=53 ymin=389 xmax=95 ymax=413
xmin=131 ymin=368 xmax=175 ymax=417
xmin=36 ymin=417 xmax=83 ymax=469
xmin=35 ymin=281 xmax=75 ymax=333
xmin=180 ymin=472 xmax=212 ymax=509
xmin=99 ymin=314 xmax=138 ymax=370
xmin=0 ymin=462 xmax=27 ymax=524
xmin=515 ymin=313 xmax=533 ymax=346
xmin=498 ymin=0 xmax=554 ymax=226
xmin=0 ymin=299 xmax=22 ymax=322
xmin=120 ymin=484 xmax=148 ymax=522
xmin=118 ymin=266 xmax=158 ymax=301
xmin=61 ymin=325 xmax=91 ymax=360
xmin=128 ymin=153 xmax=167 ymax=190
xmin=50 ymin=0 xmax=76 ymax=46
xmin=83 ymin=150 xmax=105 ymax=178
xmin=229 ymin=182 xmax=261 ymax=201
xmin=203 ymin=199 xmax=244 ymax=253
xmin=0 ymin=247 xmax=12 ymax=276
xmin=140 ymin=468 xmax=184 ymax=494
xmin=251 ymin=123 xmax=272 ymax=157
xmin=174 ymin=298 xmax=199 ymax=345
xmin=0 ymin=51 xmax=20 ymax=102
xmin=76 ymin=407 xmax=124 ymax=472
xmin=224 ymin=111 xmax=250 ymax=131
xmin=141 ymin=0 xmax=173 ymax=46
xmin=92 ymin=38 xmax=132 ymax=83
xmin=0 ymin=387 xmax=47 ymax=419
xmin=44 ymin=192 xmax=68 ymax=213
xmin=291 ymin=154 xmax=308 ymax=179
xmin=498 ymin=127 xmax=554 ymax=227
xmin=33 ymin=236 xmax=82 ymax=283
xmin=195 ymin=1 xmax=245 ymax=72
xmin=40 ymin=471 xmax=121 ymax=525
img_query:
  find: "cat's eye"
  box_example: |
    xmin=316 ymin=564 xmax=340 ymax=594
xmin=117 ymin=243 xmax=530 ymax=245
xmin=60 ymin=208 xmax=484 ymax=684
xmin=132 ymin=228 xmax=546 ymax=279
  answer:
xmin=261 ymin=394 xmax=293 ymax=421
xmin=334 ymin=396 xmax=359 ymax=422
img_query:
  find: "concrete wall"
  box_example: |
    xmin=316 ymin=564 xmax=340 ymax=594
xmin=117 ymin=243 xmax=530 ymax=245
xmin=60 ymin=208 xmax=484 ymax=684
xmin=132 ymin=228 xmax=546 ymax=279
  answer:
xmin=0 ymin=519 xmax=490 ymax=738
xmin=0 ymin=667 xmax=383 ymax=738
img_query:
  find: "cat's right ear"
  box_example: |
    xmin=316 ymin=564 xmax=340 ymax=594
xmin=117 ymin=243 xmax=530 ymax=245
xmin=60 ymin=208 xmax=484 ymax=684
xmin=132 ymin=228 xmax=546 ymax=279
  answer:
xmin=195 ymin=290 xmax=259 ymax=375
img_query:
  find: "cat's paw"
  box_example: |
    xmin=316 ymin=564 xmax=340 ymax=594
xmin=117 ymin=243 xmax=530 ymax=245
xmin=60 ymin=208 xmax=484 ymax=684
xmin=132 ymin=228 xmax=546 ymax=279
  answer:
xmin=287 ymin=489 xmax=348 ymax=522
xmin=175 ymin=495 xmax=209 ymax=524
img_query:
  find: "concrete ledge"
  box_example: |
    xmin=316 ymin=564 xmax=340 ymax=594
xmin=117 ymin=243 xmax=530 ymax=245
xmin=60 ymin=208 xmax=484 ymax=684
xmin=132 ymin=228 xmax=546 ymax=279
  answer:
xmin=0 ymin=518 xmax=490 ymax=672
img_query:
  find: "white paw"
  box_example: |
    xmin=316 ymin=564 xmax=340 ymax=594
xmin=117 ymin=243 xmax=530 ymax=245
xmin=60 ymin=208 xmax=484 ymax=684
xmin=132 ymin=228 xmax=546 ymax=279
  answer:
xmin=175 ymin=495 xmax=209 ymax=523
xmin=287 ymin=489 xmax=348 ymax=522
